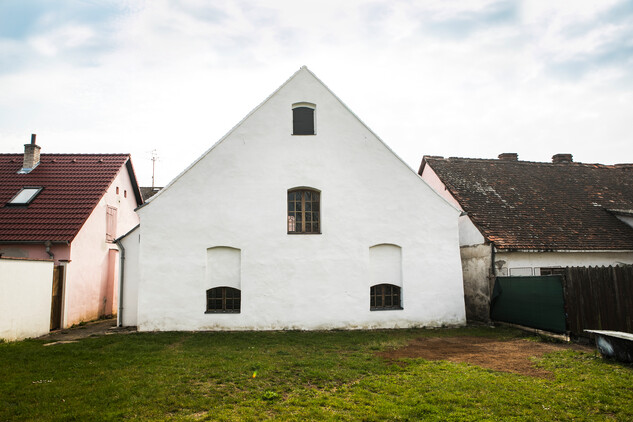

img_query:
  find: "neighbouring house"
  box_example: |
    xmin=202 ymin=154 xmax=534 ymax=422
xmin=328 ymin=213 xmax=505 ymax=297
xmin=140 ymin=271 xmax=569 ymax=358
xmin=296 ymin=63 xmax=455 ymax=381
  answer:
xmin=0 ymin=135 xmax=142 ymax=334
xmin=419 ymin=153 xmax=633 ymax=321
xmin=119 ymin=66 xmax=466 ymax=331
xmin=140 ymin=186 xmax=162 ymax=201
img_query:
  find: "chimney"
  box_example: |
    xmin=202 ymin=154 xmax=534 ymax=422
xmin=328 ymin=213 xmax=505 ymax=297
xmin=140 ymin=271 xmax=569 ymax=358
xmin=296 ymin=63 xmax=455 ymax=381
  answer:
xmin=20 ymin=134 xmax=41 ymax=174
xmin=498 ymin=153 xmax=518 ymax=161
xmin=552 ymin=153 xmax=573 ymax=164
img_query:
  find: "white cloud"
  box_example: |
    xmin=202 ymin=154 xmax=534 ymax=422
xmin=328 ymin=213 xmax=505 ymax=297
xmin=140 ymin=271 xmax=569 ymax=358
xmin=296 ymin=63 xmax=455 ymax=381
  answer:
xmin=1 ymin=0 xmax=632 ymax=186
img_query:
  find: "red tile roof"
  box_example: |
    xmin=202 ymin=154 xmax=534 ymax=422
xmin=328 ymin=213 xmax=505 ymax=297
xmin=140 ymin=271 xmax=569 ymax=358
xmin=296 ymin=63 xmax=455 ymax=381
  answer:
xmin=0 ymin=154 xmax=142 ymax=242
xmin=421 ymin=157 xmax=633 ymax=251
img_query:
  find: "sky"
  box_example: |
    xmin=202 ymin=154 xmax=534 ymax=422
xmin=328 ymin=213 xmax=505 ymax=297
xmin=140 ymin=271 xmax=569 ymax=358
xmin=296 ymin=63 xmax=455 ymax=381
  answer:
xmin=1 ymin=0 xmax=632 ymax=187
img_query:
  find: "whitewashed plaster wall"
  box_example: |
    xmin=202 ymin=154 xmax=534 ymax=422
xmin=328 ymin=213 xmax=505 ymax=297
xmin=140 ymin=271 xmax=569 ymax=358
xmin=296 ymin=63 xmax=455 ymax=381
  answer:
xmin=119 ymin=225 xmax=140 ymax=327
xmin=65 ymin=166 xmax=140 ymax=327
xmin=133 ymin=68 xmax=466 ymax=331
xmin=0 ymin=258 xmax=54 ymax=341
xmin=458 ymin=215 xmax=485 ymax=246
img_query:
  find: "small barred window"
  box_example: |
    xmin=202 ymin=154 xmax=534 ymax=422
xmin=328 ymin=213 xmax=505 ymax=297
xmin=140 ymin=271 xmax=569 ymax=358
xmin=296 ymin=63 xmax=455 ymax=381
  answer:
xmin=206 ymin=287 xmax=241 ymax=313
xmin=370 ymin=284 xmax=402 ymax=311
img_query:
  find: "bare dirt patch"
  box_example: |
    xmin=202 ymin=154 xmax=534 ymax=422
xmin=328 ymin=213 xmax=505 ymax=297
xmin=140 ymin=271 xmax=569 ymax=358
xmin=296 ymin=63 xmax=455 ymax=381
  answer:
xmin=379 ymin=337 xmax=592 ymax=378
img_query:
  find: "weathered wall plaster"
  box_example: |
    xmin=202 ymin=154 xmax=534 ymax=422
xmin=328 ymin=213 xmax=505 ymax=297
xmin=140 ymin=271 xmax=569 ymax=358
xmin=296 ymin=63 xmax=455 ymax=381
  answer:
xmin=459 ymin=244 xmax=492 ymax=322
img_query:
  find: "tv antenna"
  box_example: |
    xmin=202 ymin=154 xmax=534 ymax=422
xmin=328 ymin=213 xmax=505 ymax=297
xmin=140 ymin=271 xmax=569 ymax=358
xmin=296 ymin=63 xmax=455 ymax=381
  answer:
xmin=150 ymin=149 xmax=159 ymax=189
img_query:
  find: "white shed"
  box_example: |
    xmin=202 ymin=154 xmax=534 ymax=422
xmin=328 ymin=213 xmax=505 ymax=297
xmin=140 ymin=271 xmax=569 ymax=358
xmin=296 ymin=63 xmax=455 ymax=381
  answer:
xmin=121 ymin=67 xmax=465 ymax=331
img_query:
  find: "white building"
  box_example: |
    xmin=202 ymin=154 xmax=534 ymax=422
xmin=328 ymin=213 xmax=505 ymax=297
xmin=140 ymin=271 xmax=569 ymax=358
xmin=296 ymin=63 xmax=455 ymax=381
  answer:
xmin=120 ymin=67 xmax=466 ymax=331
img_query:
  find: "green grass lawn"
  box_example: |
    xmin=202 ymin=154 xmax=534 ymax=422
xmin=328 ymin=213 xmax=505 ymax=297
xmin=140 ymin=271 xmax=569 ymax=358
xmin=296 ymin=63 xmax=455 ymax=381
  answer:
xmin=1 ymin=326 xmax=632 ymax=421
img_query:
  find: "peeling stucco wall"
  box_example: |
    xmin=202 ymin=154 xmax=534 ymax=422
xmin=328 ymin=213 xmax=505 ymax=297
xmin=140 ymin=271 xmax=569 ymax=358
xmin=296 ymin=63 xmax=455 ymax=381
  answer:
xmin=459 ymin=244 xmax=492 ymax=322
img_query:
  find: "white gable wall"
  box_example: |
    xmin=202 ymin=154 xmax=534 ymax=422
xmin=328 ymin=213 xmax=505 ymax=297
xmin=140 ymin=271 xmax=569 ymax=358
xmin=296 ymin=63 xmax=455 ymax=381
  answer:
xmin=134 ymin=68 xmax=465 ymax=331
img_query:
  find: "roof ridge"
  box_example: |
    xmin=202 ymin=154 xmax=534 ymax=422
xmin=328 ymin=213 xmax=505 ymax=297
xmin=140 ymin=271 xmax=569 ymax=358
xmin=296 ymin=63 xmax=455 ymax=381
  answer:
xmin=426 ymin=156 xmax=630 ymax=168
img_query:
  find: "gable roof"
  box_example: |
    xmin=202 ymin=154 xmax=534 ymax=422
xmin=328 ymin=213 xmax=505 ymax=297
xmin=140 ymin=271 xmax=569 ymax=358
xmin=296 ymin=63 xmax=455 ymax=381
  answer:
xmin=139 ymin=66 xmax=453 ymax=211
xmin=421 ymin=156 xmax=633 ymax=251
xmin=0 ymin=154 xmax=142 ymax=242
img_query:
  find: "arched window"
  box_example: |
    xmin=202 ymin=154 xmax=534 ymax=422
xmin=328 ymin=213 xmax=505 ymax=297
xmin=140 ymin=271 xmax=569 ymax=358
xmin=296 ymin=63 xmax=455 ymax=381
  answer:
xmin=206 ymin=287 xmax=241 ymax=313
xmin=370 ymin=284 xmax=402 ymax=310
xmin=288 ymin=188 xmax=320 ymax=234
xmin=292 ymin=103 xmax=315 ymax=135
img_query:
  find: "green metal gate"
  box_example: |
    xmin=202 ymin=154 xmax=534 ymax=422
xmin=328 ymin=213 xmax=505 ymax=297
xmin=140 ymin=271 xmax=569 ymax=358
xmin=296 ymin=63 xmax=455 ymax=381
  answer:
xmin=491 ymin=276 xmax=566 ymax=334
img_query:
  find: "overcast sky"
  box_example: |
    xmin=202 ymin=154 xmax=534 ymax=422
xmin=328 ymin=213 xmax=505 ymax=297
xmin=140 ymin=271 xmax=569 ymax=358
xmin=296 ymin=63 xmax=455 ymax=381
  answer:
xmin=1 ymin=0 xmax=632 ymax=187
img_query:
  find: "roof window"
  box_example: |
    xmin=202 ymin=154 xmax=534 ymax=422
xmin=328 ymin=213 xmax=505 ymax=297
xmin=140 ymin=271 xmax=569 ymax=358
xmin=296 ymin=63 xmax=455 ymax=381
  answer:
xmin=7 ymin=187 xmax=42 ymax=205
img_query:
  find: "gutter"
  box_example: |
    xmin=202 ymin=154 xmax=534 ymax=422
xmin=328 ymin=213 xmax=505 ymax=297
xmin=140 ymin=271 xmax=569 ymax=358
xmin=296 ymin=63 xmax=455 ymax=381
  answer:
xmin=487 ymin=242 xmax=497 ymax=322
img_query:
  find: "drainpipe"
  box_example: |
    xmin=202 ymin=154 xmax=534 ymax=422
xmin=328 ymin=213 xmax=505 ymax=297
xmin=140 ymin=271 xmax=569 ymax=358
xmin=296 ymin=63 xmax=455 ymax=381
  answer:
xmin=44 ymin=240 xmax=54 ymax=259
xmin=115 ymin=239 xmax=125 ymax=327
xmin=489 ymin=242 xmax=495 ymax=321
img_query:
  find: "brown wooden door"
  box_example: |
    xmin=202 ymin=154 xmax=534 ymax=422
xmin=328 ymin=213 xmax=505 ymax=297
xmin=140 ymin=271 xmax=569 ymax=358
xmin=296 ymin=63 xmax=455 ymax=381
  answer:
xmin=50 ymin=265 xmax=64 ymax=331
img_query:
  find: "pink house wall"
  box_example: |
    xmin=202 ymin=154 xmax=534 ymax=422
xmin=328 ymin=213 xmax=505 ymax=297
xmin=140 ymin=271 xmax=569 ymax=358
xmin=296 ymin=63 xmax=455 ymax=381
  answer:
xmin=62 ymin=167 xmax=140 ymax=327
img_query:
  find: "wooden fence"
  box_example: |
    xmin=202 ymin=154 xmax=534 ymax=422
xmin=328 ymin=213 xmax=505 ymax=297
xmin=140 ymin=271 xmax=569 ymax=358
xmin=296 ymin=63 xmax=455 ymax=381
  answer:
xmin=564 ymin=265 xmax=633 ymax=337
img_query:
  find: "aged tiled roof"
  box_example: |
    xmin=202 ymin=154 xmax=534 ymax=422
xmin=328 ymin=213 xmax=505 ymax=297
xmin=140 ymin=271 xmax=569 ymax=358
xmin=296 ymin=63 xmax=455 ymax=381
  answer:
xmin=421 ymin=157 xmax=633 ymax=251
xmin=0 ymin=154 xmax=141 ymax=242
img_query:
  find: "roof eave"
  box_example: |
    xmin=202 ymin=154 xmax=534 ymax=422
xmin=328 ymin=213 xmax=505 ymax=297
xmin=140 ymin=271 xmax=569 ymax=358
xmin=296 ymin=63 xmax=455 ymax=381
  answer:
xmin=494 ymin=247 xmax=633 ymax=253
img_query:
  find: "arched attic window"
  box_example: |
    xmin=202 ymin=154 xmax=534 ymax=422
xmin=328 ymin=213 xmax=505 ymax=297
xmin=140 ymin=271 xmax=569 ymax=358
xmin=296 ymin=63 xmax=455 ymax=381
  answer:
xmin=288 ymin=188 xmax=320 ymax=234
xmin=292 ymin=102 xmax=316 ymax=135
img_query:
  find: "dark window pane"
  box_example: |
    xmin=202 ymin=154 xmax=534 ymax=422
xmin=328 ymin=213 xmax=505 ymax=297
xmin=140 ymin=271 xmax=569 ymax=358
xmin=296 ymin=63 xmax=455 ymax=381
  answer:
xmin=287 ymin=188 xmax=320 ymax=235
xmin=207 ymin=287 xmax=241 ymax=312
xmin=293 ymin=107 xmax=314 ymax=135
xmin=371 ymin=284 xmax=401 ymax=310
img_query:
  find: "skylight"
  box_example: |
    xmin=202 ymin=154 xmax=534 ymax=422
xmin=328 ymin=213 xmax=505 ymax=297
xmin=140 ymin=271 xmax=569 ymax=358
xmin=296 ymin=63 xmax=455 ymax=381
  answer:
xmin=8 ymin=187 xmax=42 ymax=205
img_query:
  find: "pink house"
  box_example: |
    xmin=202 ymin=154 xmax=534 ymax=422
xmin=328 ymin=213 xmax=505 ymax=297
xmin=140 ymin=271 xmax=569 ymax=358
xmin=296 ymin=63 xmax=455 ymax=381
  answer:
xmin=0 ymin=135 xmax=142 ymax=330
